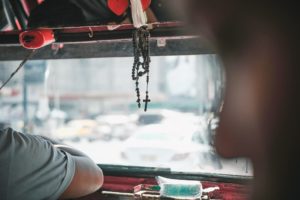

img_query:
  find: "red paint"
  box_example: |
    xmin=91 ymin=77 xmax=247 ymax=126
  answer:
xmin=20 ymin=0 xmax=30 ymax=16
xmin=57 ymin=22 xmax=182 ymax=34
xmin=19 ymin=29 xmax=55 ymax=49
xmin=15 ymin=19 xmax=22 ymax=31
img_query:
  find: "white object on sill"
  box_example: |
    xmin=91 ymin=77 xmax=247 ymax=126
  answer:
xmin=130 ymin=0 xmax=148 ymax=28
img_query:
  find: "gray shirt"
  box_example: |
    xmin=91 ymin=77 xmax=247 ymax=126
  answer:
xmin=0 ymin=128 xmax=75 ymax=200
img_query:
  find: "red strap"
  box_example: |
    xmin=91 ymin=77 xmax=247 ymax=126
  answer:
xmin=108 ymin=0 xmax=129 ymax=16
xmin=108 ymin=0 xmax=151 ymax=16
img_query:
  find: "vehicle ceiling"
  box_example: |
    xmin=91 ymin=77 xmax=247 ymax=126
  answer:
xmin=0 ymin=0 xmax=213 ymax=60
xmin=0 ymin=0 xmax=182 ymax=31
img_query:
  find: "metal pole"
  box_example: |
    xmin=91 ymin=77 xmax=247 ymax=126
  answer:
xmin=22 ymin=64 xmax=28 ymax=133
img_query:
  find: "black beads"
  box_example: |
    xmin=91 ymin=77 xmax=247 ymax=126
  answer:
xmin=132 ymin=26 xmax=151 ymax=111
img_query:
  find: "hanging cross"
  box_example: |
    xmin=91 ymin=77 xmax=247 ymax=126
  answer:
xmin=143 ymin=95 xmax=151 ymax=112
xmin=132 ymin=25 xmax=151 ymax=112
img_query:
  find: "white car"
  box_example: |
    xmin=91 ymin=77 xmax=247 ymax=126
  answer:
xmin=135 ymin=109 xmax=201 ymax=127
xmin=96 ymin=114 xmax=136 ymax=141
xmin=135 ymin=109 xmax=181 ymax=125
xmin=120 ymin=124 xmax=214 ymax=171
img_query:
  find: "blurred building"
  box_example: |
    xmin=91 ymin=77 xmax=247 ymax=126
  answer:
xmin=0 ymin=55 xmax=224 ymax=123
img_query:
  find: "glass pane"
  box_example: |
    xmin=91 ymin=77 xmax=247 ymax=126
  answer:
xmin=0 ymin=55 xmax=252 ymax=176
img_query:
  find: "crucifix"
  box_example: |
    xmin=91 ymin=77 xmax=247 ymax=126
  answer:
xmin=129 ymin=0 xmax=152 ymax=112
xmin=143 ymin=92 xmax=151 ymax=111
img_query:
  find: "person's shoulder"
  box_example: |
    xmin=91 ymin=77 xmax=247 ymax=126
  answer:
xmin=0 ymin=127 xmax=19 ymax=140
xmin=0 ymin=128 xmax=32 ymax=159
xmin=1 ymin=127 xmax=25 ymax=139
xmin=0 ymin=127 xmax=15 ymax=134
xmin=0 ymin=128 xmax=46 ymax=147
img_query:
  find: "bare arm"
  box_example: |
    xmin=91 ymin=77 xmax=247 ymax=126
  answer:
xmin=59 ymin=155 xmax=104 ymax=199
xmin=40 ymin=136 xmax=104 ymax=199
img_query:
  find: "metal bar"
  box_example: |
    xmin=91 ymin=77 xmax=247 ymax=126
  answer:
xmin=0 ymin=23 xmax=214 ymax=60
xmin=0 ymin=22 xmax=191 ymax=45
xmin=99 ymin=164 xmax=252 ymax=184
xmin=55 ymin=26 xmax=191 ymax=44
xmin=0 ymin=37 xmax=213 ymax=60
xmin=8 ymin=0 xmax=27 ymax=30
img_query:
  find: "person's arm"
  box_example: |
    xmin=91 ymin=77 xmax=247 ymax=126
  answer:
xmin=59 ymin=153 xmax=104 ymax=199
xmin=40 ymin=136 xmax=104 ymax=199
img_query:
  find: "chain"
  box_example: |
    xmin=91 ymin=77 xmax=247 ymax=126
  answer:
xmin=132 ymin=26 xmax=151 ymax=111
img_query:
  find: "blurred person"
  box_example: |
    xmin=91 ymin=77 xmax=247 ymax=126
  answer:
xmin=185 ymin=1 xmax=299 ymax=199
xmin=0 ymin=128 xmax=104 ymax=200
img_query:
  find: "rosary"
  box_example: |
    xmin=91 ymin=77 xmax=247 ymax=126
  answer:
xmin=107 ymin=0 xmax=152 ymax=111
xmin=132 ymin=26 xmax=151 ymax=111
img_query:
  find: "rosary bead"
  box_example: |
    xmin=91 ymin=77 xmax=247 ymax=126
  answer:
xmin=132 ymin=27 xmax=151 ymax=111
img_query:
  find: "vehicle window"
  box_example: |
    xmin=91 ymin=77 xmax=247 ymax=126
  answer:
xmin=0 ymin=55 xmax=252 ymax=176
